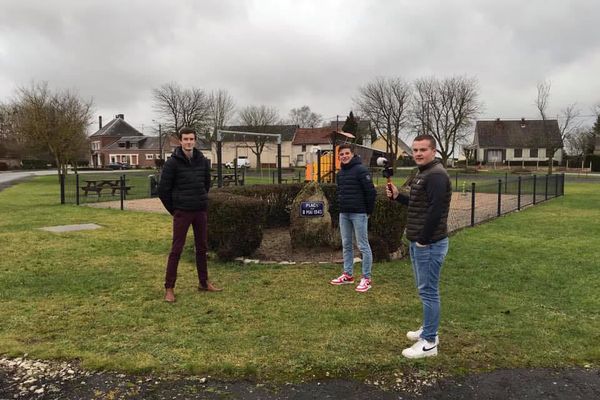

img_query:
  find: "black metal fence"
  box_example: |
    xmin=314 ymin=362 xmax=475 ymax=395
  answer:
xmin=446 ymin=173 xmax=565 ymax=233
xmin=59 ymin=171 xmax=565 ymax=233
xmin=60 ymin=171 xmax=159 ymax=210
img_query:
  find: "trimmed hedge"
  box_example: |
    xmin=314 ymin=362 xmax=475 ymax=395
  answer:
xmin=368 ymin=187 xmax=408 ymax=261
xmin=221 ymin=184 xmax=305 ymax=228
xmin=211 ymin=179 xmax=410 ymax=262
xmin=208 ymin=191 xmax=267 ymax=260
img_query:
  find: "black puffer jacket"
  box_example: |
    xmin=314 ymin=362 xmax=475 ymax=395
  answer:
xmin=158 ymin=147 xmax=211 ymax=214
xmin=336 ymin=155 xmax=377 ymax=214
xmin=404 ymin=159 xmax=452 ymax=244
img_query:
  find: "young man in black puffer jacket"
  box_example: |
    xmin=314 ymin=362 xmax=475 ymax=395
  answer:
xmin=158 ymin=127 xmax=222 ymax=303
xmin=387 ymin=134 xmax=452 ymax=359
xmin=329 ymin=143 xmax=377 ymax=292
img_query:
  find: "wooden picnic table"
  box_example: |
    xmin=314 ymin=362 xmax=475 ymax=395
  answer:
xmin=82 ymin=179 xmax=120 ymax=188
xmin=211 ymin=174 xmax=240 ymax=186
xmin=81 ymin=179 xmax=132 ymax=196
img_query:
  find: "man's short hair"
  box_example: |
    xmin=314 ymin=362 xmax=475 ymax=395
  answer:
xmin=413 ymin=134 xmax=436 ymax=149
xmin=178 ymin=127 xmax=196 ymax=140
xmin=338 ymin=143 xmax=355 ymax=153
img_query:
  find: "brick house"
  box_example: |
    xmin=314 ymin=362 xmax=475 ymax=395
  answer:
xmin=291 ymin=127 xmax=355 ymax=167
xmin=89 ymin=114 xmax=210 ymax=168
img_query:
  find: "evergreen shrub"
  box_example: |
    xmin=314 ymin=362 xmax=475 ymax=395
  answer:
xmin=221 ymin=184 xmax=304 ymax=227
xmin=368 ymin=187 xmax=407 ymax=260
xmin=208 ymin=191 xmax=266 ymax=260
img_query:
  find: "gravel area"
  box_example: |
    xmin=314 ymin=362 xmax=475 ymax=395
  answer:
xmin=1 ymin=356 xmax=598 ymax=399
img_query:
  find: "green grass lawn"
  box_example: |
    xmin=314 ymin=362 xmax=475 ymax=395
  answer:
xmin=0 ymin=177 xmax=598 ymax=382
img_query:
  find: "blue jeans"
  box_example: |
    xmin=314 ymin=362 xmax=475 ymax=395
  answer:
xmin=409 ymin=237 xmax=449 ymax=342
xmin=339 ymin=213 xmax=372 ymax=279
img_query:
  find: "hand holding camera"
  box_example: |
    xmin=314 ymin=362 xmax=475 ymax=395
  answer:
xmin=376 ymin=157 xmax=395 ymax=199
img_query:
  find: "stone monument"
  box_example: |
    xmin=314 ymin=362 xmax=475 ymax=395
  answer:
xmin=289 ymin=182 xmax=334 ymax=248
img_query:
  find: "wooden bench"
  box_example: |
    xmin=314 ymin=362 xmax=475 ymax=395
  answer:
xmin=80 ymin=185 xmax=132 ymax=197
xmin=281 ymin=175 xmax=302 ymax=184
xmin=109 ymin=185 xmax=132 ymax=195
xmin=80 ymin=185 xmax=103 ymax=196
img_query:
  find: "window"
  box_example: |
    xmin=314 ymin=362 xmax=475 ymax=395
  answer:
xmin=301 ymin=145 xmax=307 ymax=152
xmin=146 ymin=154 xmax=154 ymax=160
xmin=514 ymin=148 xmax=522 ymax=158
xmin=297 ymin=154 xmax=304 ymax=162
xmin=91 ymin=141 xmax=100 ymax=150
xmin=530 ymin=148 xmax=538 ymax=158
xmin=487 ymin=150 xmax=502 ymax=162
xmin=118 ymin=142 xmax=125 ymax=148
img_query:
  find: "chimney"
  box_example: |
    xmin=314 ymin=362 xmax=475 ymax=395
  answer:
xmin=99 ymin=115 xmax=103 ymax=129
xmin=520 ymin=118 xmax=526 ymax=128
xmin=115 ymin=114 xmax=124 ymax=120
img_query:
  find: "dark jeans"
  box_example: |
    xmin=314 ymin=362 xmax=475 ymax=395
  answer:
xmin=164 ymin=209 xmax=208 ymax=289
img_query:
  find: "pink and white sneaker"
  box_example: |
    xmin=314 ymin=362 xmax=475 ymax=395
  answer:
xmin=355 ymin=277 xmax=372 ymax=292
xmin=330 ymin=272 xmax=354 ymax=285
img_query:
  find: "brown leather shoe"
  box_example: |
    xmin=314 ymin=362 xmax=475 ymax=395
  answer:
xmin=198 ymin=282 xmax=223 ymax=292
xmin=164 ymin=288 xmax=176 ymax=302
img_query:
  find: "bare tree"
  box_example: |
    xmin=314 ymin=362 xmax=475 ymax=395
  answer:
xmin=535 ymin=80 xmax=580 ymax=174
xmin=564 ymin=126 xmax=594 ymax=157
xmin=207 ymin=89 xmax=236 ymax=143
xmin=0 ymin=103 xmax=24 ymax=160
xmin=13 ymin=82 xmax=93 ymax=175
xmin=354 ymin=77 xmax=411 ymax=166
xmin=288 ymin=105 xmax=322 ymax=128
xmin=412 ymin=76 xmax=481 ymax=167
xmin=152 ymin=82 xmax=209 ymax=138
xmin=238 ymin=105 xmax=280 ymax=167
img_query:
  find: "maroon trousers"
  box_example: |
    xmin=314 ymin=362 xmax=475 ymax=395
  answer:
xmin=164 ymin=210 xmax=208 ymax=289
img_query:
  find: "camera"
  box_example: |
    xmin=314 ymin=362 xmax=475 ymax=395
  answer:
xmin=376 ymin=157 xmax=393 ymax=179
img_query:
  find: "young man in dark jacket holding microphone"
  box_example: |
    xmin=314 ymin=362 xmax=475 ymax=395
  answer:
xmin=330 ymin=143 xmax=377 ymax=292
xmin=158 ymin=127 xmax=222 ymax=303
xmin=387 ymin=134 xmax=452 ymax=358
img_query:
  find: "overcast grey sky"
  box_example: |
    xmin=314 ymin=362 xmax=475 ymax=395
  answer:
xmin=1 ymin=0 xmax=599 ymax=136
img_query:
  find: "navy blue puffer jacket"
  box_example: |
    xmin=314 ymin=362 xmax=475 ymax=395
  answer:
xmin=336 ymin=155 xmax=377 ymax=214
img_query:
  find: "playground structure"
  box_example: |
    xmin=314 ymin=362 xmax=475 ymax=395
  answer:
xmin=304 ymin=144 xmax=378 ymax=183
xmin=304 ymin=147 xmax=340 ymax=183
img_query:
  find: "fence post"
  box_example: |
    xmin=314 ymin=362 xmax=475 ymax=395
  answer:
xmin=561 ymin=173 xmax=565 ymax=196
xmin=470 ymin=182 xmax=476 ymax=227
xmin=75 ymin=173 xmax=80 ymax=206
xmin=317 ymin=151 xmax=322 ymax=183
xmin=545 ymin=174 xmax=549 ymax=200
xmin=554 ymin=174 xmax=558 ymax=198
xmin=517 ymin=176 xmax=522 ymax=211
xmin=455 ymin=171 xmax=458 ymax=191
xmin=505 ymin=172 xmax=508 ymax=193
xmin=497 ymin=179 xmax=502 ymax=216
xmin=60 ymin=173 xmax=65 ymax=204
xmin=120 ymin=174 xmax=125 ymax=210
xmin=533 ymin=175 xmax=537 ymax=205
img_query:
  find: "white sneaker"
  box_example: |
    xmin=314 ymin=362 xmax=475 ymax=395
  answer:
xmin=406 ymin=327 xmax=423 ymax=341
xmin=402 ymin=337 xmax=439 ymax=359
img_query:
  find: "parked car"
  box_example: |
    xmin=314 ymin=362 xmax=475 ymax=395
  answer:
xmin=107 ymin=162 xmax=131 ymax=170
xmin=225 ymin=157 xmax=250 ymax=169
